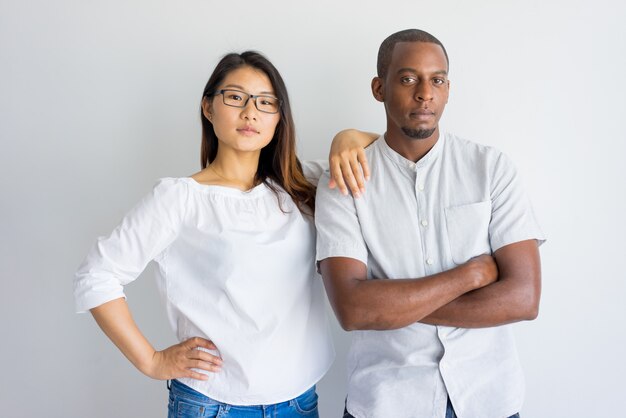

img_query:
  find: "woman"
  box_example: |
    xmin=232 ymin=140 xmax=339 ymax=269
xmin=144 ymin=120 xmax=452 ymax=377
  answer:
xmin=74 ymin=51 xmax=375 ymax=417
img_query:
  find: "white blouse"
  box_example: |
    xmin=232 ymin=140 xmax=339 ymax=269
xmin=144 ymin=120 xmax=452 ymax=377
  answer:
xmin=74 ymin=161 xmax=334 ymax=405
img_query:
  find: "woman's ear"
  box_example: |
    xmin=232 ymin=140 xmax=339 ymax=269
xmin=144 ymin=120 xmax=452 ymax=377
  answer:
xmin=201 ymin=97 xmax=213 ymax=121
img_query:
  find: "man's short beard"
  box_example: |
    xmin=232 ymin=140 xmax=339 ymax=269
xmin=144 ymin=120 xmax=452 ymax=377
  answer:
xmin=401 ymin=127 xmax=436 ymax=140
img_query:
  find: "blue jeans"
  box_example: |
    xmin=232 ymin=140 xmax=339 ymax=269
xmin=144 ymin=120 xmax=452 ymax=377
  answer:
xmin=167 ymin=379 xmax=319 ymax=418
xmin=342 ymin=398 xmax=520 ymax=418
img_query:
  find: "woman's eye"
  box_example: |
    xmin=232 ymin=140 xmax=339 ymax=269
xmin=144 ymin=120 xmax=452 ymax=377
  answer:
xmin=229 ymin=94 xmax=243 ymax=101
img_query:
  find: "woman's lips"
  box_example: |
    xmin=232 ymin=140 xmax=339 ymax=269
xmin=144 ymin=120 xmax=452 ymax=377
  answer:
xmin=237 ymin=127 xmax=259 ymax=136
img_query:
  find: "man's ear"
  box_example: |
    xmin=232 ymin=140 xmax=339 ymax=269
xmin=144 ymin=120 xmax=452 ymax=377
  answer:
xmin=371 ymin=77 xmax=384 ymax=102
xmin=201 ymin=97 xmax=213 ymax=121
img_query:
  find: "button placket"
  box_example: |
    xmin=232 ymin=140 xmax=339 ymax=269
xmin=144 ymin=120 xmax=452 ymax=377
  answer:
xmin=415 ymin=171 xmax=433 ymax=268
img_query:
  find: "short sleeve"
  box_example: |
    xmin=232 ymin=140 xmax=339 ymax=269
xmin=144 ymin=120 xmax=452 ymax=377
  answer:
xmin=301 ymin=160 xmax=328 ymax=187
xmin=315 ymin=172 xmax=368 ymax=266
xmin=489 ymin=153 xmax=546 ymax=251
xmin=73 ymin=178 xmax=187 ymax=312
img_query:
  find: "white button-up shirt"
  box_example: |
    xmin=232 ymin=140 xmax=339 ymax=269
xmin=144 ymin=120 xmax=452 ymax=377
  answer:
xmin=75 ymin=161 xmax=333 ymax=405
xmin=316 ymin=133 xmax=545 ymax=418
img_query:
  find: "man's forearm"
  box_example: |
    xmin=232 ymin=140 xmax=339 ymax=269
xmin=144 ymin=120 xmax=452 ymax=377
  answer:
xmin=420 ymin=240 xmax=542 ymax=328
xmin=419 ymin=279 xmax=538 ymax=327
xmin=321 ymin=255 xmax=497 ymax=331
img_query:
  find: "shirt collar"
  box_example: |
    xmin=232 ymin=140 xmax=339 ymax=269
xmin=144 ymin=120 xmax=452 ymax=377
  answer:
xmin=378 ymin=130 xmax=446 ymax=172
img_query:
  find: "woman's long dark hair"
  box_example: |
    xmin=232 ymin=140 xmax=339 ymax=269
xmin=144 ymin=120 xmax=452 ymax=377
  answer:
xmin=200 ymin=51 xmax=315 ymax=213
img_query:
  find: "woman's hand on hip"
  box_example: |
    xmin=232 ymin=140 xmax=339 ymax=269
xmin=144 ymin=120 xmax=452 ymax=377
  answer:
xmin=146 ymin=337 xmax=222 ymax=381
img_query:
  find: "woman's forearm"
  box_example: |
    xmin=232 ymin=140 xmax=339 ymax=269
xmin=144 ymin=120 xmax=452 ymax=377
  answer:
xmin=90 ymin=297 xmax=157 ymax=376
xmin=90 ymin=297 xmax=223 ymax=381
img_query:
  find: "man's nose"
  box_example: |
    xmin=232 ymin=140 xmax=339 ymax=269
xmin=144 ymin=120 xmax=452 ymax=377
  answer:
xmin=414 ymin=82 xmax=433 ymax=101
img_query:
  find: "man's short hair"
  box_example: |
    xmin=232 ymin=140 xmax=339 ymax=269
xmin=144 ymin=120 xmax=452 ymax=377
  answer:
xmin=377 ymin=29 xmax=449 ymax=78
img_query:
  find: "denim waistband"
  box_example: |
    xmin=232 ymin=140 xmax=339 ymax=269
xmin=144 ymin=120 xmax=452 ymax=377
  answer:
xmin=168 ymin=379 xmax=316 ymax=407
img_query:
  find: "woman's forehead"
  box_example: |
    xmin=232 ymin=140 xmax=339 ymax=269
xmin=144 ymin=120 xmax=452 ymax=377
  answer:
xmin=220 ymin=66 xmax=275 ymax=94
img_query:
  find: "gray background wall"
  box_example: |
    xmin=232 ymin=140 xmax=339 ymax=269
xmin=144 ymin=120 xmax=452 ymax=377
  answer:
xmin=1 ymin=0 xmax=624 ymax=417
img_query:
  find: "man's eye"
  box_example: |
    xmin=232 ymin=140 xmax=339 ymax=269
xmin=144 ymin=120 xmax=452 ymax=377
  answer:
xmin=401 ymin=77 xmax=416 ymax=84
xmin=433 ymin=78 xmax=446 ymax=85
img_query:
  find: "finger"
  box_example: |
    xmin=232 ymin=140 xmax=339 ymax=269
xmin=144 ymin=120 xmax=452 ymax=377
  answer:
xmin=330 ymin=157 xmax=348 ymax=195
xmin=184 ymin=370 xmax=210 ymax=381
xmin=188 ymin=336 xmax=218 ymax=351
xmin=327 ymin=157 xmax=338 ymax=189
xmin=343 ymin=159 xmax=361 ymax=198
xmin=187 ymin=359 xmax=222 ymax=373
xmin=357 ymin=149 xmax=370 ymax=182
xmin=349 ymin=156 xmax=366 ymax=194
xmin=189 ymin=350 xmax=223 ymax=366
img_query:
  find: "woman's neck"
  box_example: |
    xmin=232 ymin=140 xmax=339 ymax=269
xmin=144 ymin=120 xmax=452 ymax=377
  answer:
xmin=194 ymin=150 xmax=261 ymax=191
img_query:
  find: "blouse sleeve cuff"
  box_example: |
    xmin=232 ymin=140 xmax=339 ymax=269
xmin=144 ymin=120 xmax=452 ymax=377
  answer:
xmin=74 ymin=291 xmax=126 ymax=314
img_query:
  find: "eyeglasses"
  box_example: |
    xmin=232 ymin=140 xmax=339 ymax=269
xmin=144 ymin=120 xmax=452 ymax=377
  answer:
xmin=212 ymin=89 xmax=281 ymax=114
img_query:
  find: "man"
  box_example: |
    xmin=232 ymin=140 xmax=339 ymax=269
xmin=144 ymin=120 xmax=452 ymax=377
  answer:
xmin=316 ymin=29 xmax=545 ymax=418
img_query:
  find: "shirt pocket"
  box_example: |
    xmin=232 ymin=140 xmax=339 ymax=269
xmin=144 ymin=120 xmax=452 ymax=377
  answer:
xmin=444 ymin=201 xmax=492 ymax=265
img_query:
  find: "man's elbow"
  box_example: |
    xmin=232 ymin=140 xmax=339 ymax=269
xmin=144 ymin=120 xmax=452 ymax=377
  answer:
xmin=523 ymin=299 xmax=540 ymax=321
xmin=517 ymin=305 xmax=538 ymax=321
xmin=516 ymin=290 xmax=540 ymax=321
xmin=333 ymin=303 xmax=397 ymax=331
xmin=334 ymin=306 xmax=364 ymax=331
xmin=338 ymin=319 xmax=359 ymax=332
xmin=502 ymin=300 xmax=538 ymax=324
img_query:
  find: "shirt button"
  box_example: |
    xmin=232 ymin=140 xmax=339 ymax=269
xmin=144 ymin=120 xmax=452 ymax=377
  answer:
xmin=421 ymin=220 xmax=429 ymax=227
xmin=418 ymin=184 xmax=425 ymax=191
xmin=426 ymin=258 xmax=434 ymax=265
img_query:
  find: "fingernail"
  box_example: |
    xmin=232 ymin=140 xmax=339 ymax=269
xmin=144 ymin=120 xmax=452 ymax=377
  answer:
xmin=354 ymin=191 xmax=361 ymax=198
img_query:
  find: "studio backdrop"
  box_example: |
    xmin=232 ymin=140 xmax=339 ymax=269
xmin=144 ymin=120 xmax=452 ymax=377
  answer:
xmin=1 ymin=1 xmax=624 ymax=417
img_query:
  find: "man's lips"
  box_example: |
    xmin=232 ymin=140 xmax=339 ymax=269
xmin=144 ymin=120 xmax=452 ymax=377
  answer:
xmin=410 ymin=109 xmax=435 ymax=117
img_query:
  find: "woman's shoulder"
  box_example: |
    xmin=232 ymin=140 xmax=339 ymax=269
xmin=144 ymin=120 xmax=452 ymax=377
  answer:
xmin=138 ymin=178 xmax=196 ymax=215
xmin=151 ymin=177 xmax=193 ymax=197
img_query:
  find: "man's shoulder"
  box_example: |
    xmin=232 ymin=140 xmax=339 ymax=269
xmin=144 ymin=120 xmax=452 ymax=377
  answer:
xmin=315 ymin=171 xmax=352 ymax=203
xmin=443 ymin=132 xmax=520 ymax=183
xmin=363 ymin=135 xmax=384 ymax=157
xmin=444 ymin=132 xmax=501 ymax=155
xmin=443 ymin=132 xmax=509 ymax=165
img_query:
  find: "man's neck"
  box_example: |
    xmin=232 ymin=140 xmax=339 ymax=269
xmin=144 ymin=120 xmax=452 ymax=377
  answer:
xmin=384 ymin=127 xmax=440 ymax=163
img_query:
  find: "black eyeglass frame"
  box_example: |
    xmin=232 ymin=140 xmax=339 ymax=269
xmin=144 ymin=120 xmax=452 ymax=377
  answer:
xmin=210 ymin=89 xmax=282 ymax=114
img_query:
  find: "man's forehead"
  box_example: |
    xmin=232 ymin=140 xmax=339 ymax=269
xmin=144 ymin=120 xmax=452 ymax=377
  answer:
xmin=389 ymin=41 xmax=448 ymax=70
